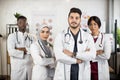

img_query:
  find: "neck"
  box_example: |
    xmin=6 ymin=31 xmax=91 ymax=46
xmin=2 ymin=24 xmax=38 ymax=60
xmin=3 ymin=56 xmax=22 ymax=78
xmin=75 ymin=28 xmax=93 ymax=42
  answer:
xmin=92 ymin=31 xmax=99 ymax=36
xmin=19 ymin=29 xmax=25 ymax=33
xmin=41 ymin=40 xmax=48 ymax=45
xmin=70 ymin=26 xmax=80 ymax=35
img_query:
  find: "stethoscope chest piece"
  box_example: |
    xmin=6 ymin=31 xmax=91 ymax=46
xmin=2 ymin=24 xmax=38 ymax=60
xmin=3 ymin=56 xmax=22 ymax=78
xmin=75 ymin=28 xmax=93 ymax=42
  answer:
xmin=99 ymin=44 xmax=103 ymax=47
xmin=79 ymin=41 xmax=83 ymax=44
xmin=64 ymin=33 xmax=71 ymax=44
xmin=64 ymin=28 xmax=83 ymax=44
xmin=99 ymin=33 xmax=104 ymax=48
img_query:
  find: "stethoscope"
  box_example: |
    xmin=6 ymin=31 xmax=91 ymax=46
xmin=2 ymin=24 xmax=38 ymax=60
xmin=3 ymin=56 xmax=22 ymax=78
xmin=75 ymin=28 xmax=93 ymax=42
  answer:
xmin=38 ymin=40 xmax=49 ymax=58
xmin=16 ymin=31 xmax=33 ymax=44
xmin=64 ymin=27 xmax=83 ymax=44
xmin=99 ymin=33 xmax=103 ymax=47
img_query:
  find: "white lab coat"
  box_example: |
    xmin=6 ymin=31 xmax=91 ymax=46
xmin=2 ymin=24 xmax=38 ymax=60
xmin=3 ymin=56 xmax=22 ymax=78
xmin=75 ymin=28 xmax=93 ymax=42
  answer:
xmin=7 ymin=31 xmax=35 ymax=80
xmin=92 ymin=33 xmax=111 ymax=80
xmin=30 ymin=41 xmax=55 ymax=80
xmin=53 ymin=28 xmax=96 ymax=80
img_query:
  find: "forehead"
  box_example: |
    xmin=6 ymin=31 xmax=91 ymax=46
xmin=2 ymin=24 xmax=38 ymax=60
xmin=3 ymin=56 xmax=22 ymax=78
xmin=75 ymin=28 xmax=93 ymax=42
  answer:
xmin=40 ymin=27 xmax=49 ymax=31
xmin=90 ymin=20 xmax=97 ymax=24
xmin=17 ymin=18 xmax=26 ymax=22
xmin=69 ymin=13 xmax=80 ymax=17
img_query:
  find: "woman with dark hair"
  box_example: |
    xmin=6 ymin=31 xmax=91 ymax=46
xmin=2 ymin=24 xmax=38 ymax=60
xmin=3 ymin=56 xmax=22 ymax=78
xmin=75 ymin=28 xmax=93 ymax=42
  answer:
xmin=88 ymin=16 xmax=111 ymax=80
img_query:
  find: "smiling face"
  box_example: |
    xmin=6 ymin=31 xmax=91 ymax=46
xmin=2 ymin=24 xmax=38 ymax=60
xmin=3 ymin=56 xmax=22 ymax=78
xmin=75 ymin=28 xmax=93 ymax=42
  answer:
xmin=39 ymin=27 xmax=50 ymax=40
xmin=88 ymin=20 xmax=99 ymax=34
xmin=68 ymin=13 xmax=81 ymax=29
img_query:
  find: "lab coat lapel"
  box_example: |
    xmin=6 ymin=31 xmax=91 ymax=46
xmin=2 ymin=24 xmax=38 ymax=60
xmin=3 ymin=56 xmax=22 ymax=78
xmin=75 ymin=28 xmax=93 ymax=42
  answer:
xmin=16 ymin=31 xmax=24 ymax=47
xmin=95 ymin=33 xmax=103 ymax=50
xmin=64 ymin=29 xmax=74 ymax=52
xmin=36 ymin=41 xmax=46 ymax=57
xmin=69 ymin=29 xmax=75 ymax=51
xmin=77 ymin=29 xmax=86 ymax=52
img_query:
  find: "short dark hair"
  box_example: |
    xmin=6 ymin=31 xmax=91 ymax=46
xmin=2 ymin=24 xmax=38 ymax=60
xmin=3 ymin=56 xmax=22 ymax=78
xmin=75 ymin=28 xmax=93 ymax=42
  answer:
xmin=68 ymin=7 xmax=82 ymax=17
xmin=17 ymin=16 xmax=27 ymax=21
xmin=87 ymin=16 xmax=101 ymax=28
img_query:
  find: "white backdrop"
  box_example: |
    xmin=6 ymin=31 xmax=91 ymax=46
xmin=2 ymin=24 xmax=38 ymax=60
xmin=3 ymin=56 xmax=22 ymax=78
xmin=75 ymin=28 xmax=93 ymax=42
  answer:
xmin=0 ymin=0 xmax=108 ymax=75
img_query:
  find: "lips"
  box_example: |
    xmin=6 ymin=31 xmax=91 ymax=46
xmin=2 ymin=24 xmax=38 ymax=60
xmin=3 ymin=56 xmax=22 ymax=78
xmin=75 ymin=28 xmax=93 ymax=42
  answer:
xmin=71 ymin=22 xmax=77 ymax=24
xmin=43 ymin=37 xmax=48 ymax=39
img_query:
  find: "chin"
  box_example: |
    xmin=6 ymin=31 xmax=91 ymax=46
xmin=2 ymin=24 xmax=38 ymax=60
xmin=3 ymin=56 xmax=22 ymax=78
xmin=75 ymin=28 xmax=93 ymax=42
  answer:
xmin=43 ymin=38 xmax=47 ymax=40
xmin=71 ymin=26 xmax=78 ymax=29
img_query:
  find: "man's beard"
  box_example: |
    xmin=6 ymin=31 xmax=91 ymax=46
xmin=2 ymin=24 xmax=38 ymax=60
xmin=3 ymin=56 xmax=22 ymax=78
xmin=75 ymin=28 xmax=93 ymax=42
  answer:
xmin=70 ymin=24 xmax=80 ymax=29
xmin=69 ymin=22 xmax=80 ymax=29
xmin=19 ymin=28 xmax=26 ymax=32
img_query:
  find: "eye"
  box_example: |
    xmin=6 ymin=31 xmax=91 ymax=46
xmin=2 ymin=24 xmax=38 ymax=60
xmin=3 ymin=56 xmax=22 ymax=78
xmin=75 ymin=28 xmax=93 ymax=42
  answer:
xmin=70 ymin=16 xmax=73 ymax=19
xmin=41 ymin=30 xmax=50 ymax=34
xmin=46 ymin=31 xmax=50 ymax=34
xmin=75 ymin=17 xmax=79 ymax=20
xmin=94 ymin=23 xmax=97 ymax=25
xmin=41 ymin=31 xmax=45 ymax=33
xmin=89 ymin=23 xmax=92 ymax=26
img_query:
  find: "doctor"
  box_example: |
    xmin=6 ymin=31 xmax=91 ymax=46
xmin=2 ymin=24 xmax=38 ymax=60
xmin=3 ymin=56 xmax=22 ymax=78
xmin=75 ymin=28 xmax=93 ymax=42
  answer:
xmin=7 ymin=16 xmax=35 ymax=80
xmin=54 ymin=7 xmax=96 ymax=80
xmin=30 ymin=24 xmax=55 ymax=80
xmin=88 ymin=16 xmax=111 ymax=80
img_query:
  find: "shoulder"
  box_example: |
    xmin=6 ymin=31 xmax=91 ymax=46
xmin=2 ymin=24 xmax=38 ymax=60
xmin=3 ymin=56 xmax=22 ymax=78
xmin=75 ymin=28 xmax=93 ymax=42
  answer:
xmin=30 ymin=41 xmax=41 ymax=52
xmin=30 ymin=41 xmax=41 ymax=54
xmin=30 ymin=41 xmax=39 ymax=49
xmin=81 ymin=29 xmax=92 ymax=37
xmin=28 ymin=33 xmax=35 ymax=37
xmin=7 ymin=32 xmax=16 ymax=40
xmin=103 ymin=33 xmax=112 ymax=41
xmin=27 ymin=33 xmax=37 ymax=41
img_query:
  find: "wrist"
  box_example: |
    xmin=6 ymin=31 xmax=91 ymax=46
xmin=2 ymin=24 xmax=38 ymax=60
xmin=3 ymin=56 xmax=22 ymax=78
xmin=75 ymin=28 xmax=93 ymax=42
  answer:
xmin=73 ymin=52 xmax=76 ymax=57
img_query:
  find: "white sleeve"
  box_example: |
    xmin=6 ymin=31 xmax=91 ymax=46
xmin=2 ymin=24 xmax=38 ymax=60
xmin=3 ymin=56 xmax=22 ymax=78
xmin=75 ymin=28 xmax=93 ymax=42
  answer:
xmin=76 ymin=34 xmax=96 ymax=61
xmin=26 ymin=47 xmax=31 ymax=54
xmin=7 ymin=34 xmax=24 ymax=59
xmin=30 ymin=43 xmax=54 ymax=66
xmin=54 ymin=33 xmax=76 ymax=65
xmin=96 ymin=35 xmax=111 ymax=60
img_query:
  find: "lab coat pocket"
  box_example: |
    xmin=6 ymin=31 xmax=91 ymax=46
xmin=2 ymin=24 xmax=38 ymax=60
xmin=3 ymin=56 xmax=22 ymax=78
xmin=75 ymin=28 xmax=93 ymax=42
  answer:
xmin=78 ymin=39 xmax=89 ymax=52
xmin=64 ymin=40 xmax=73 ymax=51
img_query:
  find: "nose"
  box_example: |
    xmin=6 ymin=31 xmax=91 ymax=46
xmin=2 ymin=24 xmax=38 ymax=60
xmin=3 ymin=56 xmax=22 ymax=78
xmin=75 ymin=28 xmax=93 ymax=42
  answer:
xmin=90 ymin=25 xmax=96 ymax=29
xmin=73 ymin=18 xmax=77 ymax=22
xmin=43 ymin=32 xmax=49 ymax=36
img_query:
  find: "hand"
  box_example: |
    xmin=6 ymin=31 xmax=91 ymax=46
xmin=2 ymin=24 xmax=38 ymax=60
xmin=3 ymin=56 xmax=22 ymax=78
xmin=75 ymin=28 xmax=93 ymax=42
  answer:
xmin=15 ymin=47 xmax=27 ymax=54
xmin=85 ymin=48 xmax=90 ymax=52
xmin=96 ymin=50 xmax=104 ymax=55
xmin=63 ymin=49 xmax=74 ymax=57
xmin=76 ymin=59 xmax=83 ymax=64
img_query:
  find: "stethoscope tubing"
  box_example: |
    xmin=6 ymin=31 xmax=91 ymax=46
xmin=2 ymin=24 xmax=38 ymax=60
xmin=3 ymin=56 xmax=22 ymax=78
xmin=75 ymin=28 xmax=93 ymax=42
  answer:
xmin=64 ymin=28 xmax=83 ymax=44
xmin=99 ymin=33 xmax=103 ymax=47
xmin=16 ymin=31 xmax=32 ymax=44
